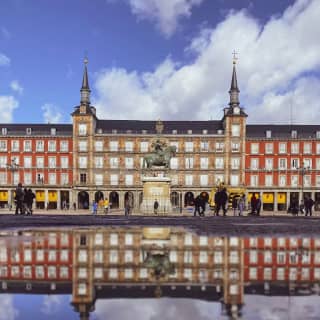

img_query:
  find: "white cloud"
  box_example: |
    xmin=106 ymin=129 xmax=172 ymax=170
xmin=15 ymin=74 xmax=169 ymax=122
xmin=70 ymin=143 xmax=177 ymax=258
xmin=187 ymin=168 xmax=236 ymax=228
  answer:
xmin=0 ymin=96 xmax=19 ymax=122
xmin=0 ymin=53 xmax=10 ymax=66
xmin=40 ymin=295 xmax=62 ymax=315
xmin=126 ymin=0 xmax=204 ymax=37
xmin=41 ymin=103 xmax=63 ymax=123
xmin=94 ymin=0 xmax=320 ymax=124
xmin=0 ymin=295 xmax=19 ymax=320
xmin=10 ymin=80 xmax=24 ymax=95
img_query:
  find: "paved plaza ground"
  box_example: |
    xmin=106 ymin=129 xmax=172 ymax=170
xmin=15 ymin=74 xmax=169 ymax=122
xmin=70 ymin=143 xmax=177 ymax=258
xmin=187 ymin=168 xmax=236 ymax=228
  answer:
xmin=1 ymin=207 xmax=320 ymax=236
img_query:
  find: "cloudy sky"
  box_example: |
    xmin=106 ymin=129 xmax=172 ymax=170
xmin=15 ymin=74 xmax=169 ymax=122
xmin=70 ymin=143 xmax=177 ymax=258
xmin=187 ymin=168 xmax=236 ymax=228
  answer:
xmin=0 ymin=0 xmax=319 ymax=124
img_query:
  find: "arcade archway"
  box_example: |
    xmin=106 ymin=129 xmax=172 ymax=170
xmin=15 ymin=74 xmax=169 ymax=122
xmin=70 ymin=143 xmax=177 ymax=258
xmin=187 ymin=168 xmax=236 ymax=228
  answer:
xmin=78 ymin=191 xmax=89 ymax=209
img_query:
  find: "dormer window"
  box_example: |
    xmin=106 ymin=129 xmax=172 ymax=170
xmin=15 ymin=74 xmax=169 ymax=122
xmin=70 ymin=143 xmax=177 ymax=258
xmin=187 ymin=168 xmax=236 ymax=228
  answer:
xmin=188 ymin=130 xmax=192 ymax=134
xmin=217 ymin=130 xmax=223 ymax=135
xmin=112 ymin=129 xmax=117 ymax=134
xmin=202 ymin=129 xmax=208 ymax=135
xmin=1 ymin=128 xmax=7 ymax=136
xmin=97 ymin=128 xmax=102 ymax=134
xmin=142 ymin=130 xmax=147 ymax=134
xmin=266 ymin=130 xmax=272 ymax=138
xmin=126 ymin=130 xmax=132 ymax=134
xmin=172 ymin=130 xmax=177 ymax=134
xmin=291 ymin=130 xmax=297 ymax=139
xmin=26 ymin=128 xmax=32 ymax=135
xmin=316 ymin=131 xmax=320 ymax=139
xmin=50 ymin=128 xmax=56 ymax=136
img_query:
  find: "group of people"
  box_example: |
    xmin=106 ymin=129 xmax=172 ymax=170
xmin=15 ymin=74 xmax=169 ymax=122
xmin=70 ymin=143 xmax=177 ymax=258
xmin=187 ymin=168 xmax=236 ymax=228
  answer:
xmin=289 ymin=196 xmax=315 ymax=216
xmin=92 ymin=198 xmax=110 ymax=215
xmin=15 ymin=183 xmax=36 ymax=215
xmin=249 ymin=193 xmax=262 ymax=216
xmin=194 ymin=195 xmax=207 ymax=216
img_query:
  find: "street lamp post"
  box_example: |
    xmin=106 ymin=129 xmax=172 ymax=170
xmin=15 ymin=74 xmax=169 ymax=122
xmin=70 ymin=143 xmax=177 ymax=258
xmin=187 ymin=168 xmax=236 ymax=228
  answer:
xmin=6 ymin=158 xmax=19 ymax=210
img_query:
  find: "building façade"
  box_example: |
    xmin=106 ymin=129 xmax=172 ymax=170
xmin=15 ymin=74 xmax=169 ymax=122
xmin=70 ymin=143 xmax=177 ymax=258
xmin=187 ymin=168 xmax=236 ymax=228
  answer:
xmin=0 ymin=59 xmax=319 ymax=212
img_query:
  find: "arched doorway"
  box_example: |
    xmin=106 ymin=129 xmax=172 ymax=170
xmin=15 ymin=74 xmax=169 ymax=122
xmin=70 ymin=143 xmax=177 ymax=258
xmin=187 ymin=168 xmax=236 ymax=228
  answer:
xmin=95 ymin=191 xmax=104 ymax=202
xmin=78 ymin=191 xmax=89 ymax=209
xmin=124 ymin=191 xmax=134 ymax=208
xmin=184 ymin=192 xmax=194 ymax=207
xmin=171 ymin=192 xmax=179 ymax=207
xmin=109 ymin=191 xmax=119 ymax=209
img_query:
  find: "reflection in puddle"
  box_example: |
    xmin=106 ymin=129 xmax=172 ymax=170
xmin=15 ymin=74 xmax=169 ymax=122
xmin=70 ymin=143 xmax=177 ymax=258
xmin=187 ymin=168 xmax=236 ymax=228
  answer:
xmin=0 ymin=226 xmax=320 ymax=319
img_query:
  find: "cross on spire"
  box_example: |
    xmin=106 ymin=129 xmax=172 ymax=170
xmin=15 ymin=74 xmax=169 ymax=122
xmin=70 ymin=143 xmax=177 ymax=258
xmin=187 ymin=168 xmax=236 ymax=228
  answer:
xmin=232 ymin=50 xmax=238 ymax=64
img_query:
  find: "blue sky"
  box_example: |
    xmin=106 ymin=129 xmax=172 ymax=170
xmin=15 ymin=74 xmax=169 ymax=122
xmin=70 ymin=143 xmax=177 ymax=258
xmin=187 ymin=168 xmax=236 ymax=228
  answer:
xmin=0 ymin=0 xmax=319 ymax=124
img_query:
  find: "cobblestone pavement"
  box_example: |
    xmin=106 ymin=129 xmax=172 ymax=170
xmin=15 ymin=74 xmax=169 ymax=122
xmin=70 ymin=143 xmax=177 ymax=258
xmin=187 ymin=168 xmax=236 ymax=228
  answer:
xmin=0 ymin=209 xmax=320 ymax=236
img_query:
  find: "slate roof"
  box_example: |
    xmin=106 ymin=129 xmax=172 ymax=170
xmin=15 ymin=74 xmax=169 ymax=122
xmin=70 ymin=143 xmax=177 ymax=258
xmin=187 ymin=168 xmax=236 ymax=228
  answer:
xmin=246 ymin=124 xmax=320 ymax=139
xmin=96 ymin=119 xmax=224 ymax=134
xmin=0 ymin=124 xmax=72 ymax=136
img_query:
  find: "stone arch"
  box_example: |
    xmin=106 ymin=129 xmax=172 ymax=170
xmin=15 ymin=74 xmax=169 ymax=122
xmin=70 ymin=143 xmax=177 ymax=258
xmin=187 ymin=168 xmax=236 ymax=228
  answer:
xmin=124 ymin=191 xmax=134 ymax=208
xmin=78 ymin=191 xmax=89 ymax=209
xmin=109 ymin=191 xmax=119 ymax=209
xmin=184 ymin=192 xmax=194 ymax=207
xmin=171 ymin=191 xmax=179 ymax=207
xmin=94 ymin=191 xmax=104 ymax=202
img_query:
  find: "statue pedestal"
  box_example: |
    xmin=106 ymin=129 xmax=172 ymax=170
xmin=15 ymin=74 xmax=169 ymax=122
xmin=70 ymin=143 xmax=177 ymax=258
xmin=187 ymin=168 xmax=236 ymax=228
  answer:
xmin=141 ymin=176 xmax=172 ymax=215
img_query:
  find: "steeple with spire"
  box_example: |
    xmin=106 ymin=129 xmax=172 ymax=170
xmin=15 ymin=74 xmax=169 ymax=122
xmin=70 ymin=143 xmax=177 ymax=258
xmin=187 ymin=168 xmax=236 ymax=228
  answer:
xmin=80 ymin=57 xmax=91 ymax=106
xmin=229 ymin=51 xmax=240 ymax=107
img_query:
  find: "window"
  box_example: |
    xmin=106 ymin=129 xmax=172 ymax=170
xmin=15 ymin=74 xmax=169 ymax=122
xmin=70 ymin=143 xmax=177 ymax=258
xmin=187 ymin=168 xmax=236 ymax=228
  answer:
xmin=230 ymin=175 xmax=239 ymax=186
xmin=170 ymin=141 xmax=179 ymax=152
xmin=51 ymin=128 xmax=56 ymax=136
xmin=94 ymin=250 xmax=103 ymax=263
xmin=94 ymin=140 xmax=103 ymax=152
xmin=49 ymin=173 xmax=56 ymax=185
xmin=0 ymin=172 xmax=7 ymax=184
xmin=304 ymin=142 xmax=312 ymax=154
xmin=200 ymin=175 xmax=208 ymax=186
xmin=23 ymin=156 xmax=32 ymax=168
xmin=200 ymin=141 xmax=209 ymax=152
xmin=316 ymin=175 xmax=320 ymax=187
xmin=36 ymin=157 xmax=44 ymax=168
xmin=276 ymin=268 xmax=285 ymax=280
xmin=24 ymin=140 xmax=32 ymax=152
xmin=279 ymin=158 xmax=287 ymax=170
xmin=231 ymin=157 xmax=240 ymax=170
xmin=110 ymin=174 xmax=118 ymax=185
xmin=48 ymin=157 xmax=56 ymax=168
xmin=231 ymin=124 xmax=240 ymax=137
xmin=279 ymin=142 xmax=287 ymax=154
xmin=316 ymin=159 xmax=320 ymax=170
xmin=48 ymin=140 xmax=56 ymax=152
xmin=61 ymin=173 xmax=68 ymax=184
xmin=264 ymin=268 xmax=272 ymax=280
xmin=95 ymin=174 xmax=103 ymax=185
xmin=26 ymin=128 xmax=32 ymax=135
xmin=61 ymin=156 xmax=69 ymax=168
xmin=215 ymin=142 xmax=224 ymax=152
xmin=11 ymin=140 xmax=19 ymax=152
xmin=1 ymin=128 xmax=7 ymax=136
xmin=170 ymin=158 xmax=178 ymax=169
xmin=185 ymin=174 xmax=193 ymax=186
xmin=291 ymin=142 xmax=299 ymax=154
xmin=304 ymin=158 xmax=312 ymax=169
xmin=95 ymin=157 xmax=103 ymax=169
xmin=279 ymin=175 xmax=286 ymax=186
xmin=140 ymin=141 xmax=148 ymax=152
xmin=110 ymin=141 xmax=118 ymax=151
xmin=109 ymin=269 xmax=118 ymax=279
xmin=0 ymin=140 xmax=7 ymax=152
xmin=291 ymin=130 xmax=297 ymax=138
xmin=110 ymin=157 xmax=119 ymax=168
xmin=291 ymin=158 xmax=299 ymax=169
xmin=265 ymin=158 xmax=273 ymax=170
xmin=277 ymin=251 xmax=286 ymax=264
xmin=0 ymin=156 xmax=6 ymax=168
xmin=266 ymin=130 xmax=272 ymax=138
xmin=200 ymin=157 xmax=208 ymax=169
xmin=79 ymin=156 xmax=87 ymax=168
xmin=199 ymin=251 xmax=208 ymax=263
xmin=125 ymin=250 xmax=133 ymax=263
xmin=79 ymin=141 xmax=87 ymax=152
xmin=291 ymin=175 xmax=298 ymax=187
xmin=215 ymin=157 xmax=224 ymax=169
xmin=60 ymin=140 xmax=68 ymax=152
xmin=265 ymin=143 xmax=273 ymax=154
xmin=78 ymin=124 xmax=87 ymax=136
xmin=80 ymin=173 xmax=87 ymax=183
xmin=36 ymin=266 xmax=44 ymax=278
xmin=185 ymin=142 xmax=193 ymax=152
xmin=250 ymin=143 xmax=259 ymax=154
xmin=317 ymin=143 xmax=320 ymax=154
xmin=125 ymin=157 xmax=134 ymax=169
xmin=125 ymin=233 xmax=133 ymax=245
xmin=249 ymin=267 xmax=257 ymax=280
xmin=125 ymin=141 xmax=133 ymax=152
xmin=110 ymin=233 xmax=118 ymax=245
xmin=231 ymin=142 xmax=240 ymax=152
xmin=250 ymin=158 xmax=259 ymax=170
xmin=24 ymin=172 xmax=32 ymax=185
xmin=265 ymin=175 xmax=273 ymax=186
xmin=125 ymin=174 xmax=133 ymax=185
xmin=185 ymin=157 xmax=194 ymax=169
xmin=264 ymin=251 xmax=272 ymax=263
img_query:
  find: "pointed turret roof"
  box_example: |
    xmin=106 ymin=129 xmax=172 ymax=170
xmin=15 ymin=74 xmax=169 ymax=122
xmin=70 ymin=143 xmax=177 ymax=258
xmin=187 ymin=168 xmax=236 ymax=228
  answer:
xmin=81 ymin=57 xmax=90 ymax=90
xmin=230 ymin=62 xmax=239 ymax=93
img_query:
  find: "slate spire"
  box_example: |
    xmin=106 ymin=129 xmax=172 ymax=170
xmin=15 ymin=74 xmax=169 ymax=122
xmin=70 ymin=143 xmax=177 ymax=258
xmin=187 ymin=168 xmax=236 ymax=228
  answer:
xmin=80 ymin=57 xmax=91 ymax=105
xmin=229 ymin=52 xmax=240 ymax=106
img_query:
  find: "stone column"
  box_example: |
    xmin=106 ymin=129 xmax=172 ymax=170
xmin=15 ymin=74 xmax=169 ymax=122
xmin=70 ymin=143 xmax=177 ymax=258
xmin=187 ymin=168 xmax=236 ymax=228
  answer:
xmin=45 ymin=190 xmax=49 ymax=209
xmin=274 ymin=192 xmax=278 ymax=212
xmin=57 ymin=190 xmax=61 ymax=210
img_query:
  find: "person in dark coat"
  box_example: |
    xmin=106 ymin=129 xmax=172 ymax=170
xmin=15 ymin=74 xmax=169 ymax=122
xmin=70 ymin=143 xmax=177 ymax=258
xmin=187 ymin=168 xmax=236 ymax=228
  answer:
xmin=305 ymin=197 xmax=315 ymax=216
xmin=199 ymin=196 xmax=206 ymax=216
xmin=214 ymin=190 xmax=221 ymax=216
xmin=15 ymin=183 xmax=25 ymax=215
xmin=250 ymin=194 xmax=257 ymax=215
xmin=220 ymin=188 xmax=228 ymax=216
xmin=194 ymin=195 xmax=201 ymax=216
xmin=256 ymin=197 xmax=262 ymax=216
xmin=25 ymin=189 xmax=35 ymax=215
xmin=153 ymin=200 xmax=159 ymax=215
xmin=232 ymin=196 xmax=238 ymax=216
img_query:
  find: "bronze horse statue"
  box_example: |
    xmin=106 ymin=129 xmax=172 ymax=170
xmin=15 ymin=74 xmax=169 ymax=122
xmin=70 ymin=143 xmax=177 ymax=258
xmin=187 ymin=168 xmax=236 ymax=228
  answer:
xmin=143 ymin=145 xmax=176 ymax=169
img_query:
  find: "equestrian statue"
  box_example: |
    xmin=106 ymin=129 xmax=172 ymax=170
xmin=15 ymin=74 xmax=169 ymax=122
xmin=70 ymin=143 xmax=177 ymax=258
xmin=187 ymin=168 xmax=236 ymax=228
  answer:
xmin=143 ymin=139 xmax=176 ymax=169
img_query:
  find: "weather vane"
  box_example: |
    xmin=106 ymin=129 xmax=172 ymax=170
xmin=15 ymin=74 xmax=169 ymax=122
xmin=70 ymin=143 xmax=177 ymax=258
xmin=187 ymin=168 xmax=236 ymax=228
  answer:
xmin=232 ymin=50 xmax=238 ymax=65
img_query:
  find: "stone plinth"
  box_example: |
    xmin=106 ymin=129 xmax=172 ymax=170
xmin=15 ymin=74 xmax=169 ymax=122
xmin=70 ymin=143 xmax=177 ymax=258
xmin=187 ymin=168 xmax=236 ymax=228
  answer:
xmin=141 ymin=176 xmax=172 ymax=215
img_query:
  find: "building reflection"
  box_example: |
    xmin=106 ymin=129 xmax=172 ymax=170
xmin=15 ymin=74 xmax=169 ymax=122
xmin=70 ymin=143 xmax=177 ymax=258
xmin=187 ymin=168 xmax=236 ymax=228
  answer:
xmin=0 ymin=227 xmax=320 ymax=319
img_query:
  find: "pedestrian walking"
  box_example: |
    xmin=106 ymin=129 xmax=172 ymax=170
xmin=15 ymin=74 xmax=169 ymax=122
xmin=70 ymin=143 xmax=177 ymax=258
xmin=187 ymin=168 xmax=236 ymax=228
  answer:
xmin=15 ymin=183 xmax=25 ymax=215
xmin=220 ymin=188 xmax=228 ymax=216
xmin=25 ymin=188 xmax=35 ymax=215
xmin=125 ymin=198 xmax=131 ymax=216
xmin=256 ymin=197 xmax=262 ymax=216
xmin=214 ymin=190 xmax=221 ymax=216
xmin=250 ymin=194 xmax=257 ymax=215
xmin=232 ymin=196 xmax=238 ymax=216
xmin=305 ymin=196 xmax=315 ymax=216
xmin=154 ymin=199 xmax=159 ymax=215
xmin=194 ymin=195 xmax=201 ymax=216
xmin=238 ymin=194 xmax=245 ymax=216
xmin=92 ymin=201 xmax=98 ymax=215
xmin=104 ymin=198 xmax=109 ymax=214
